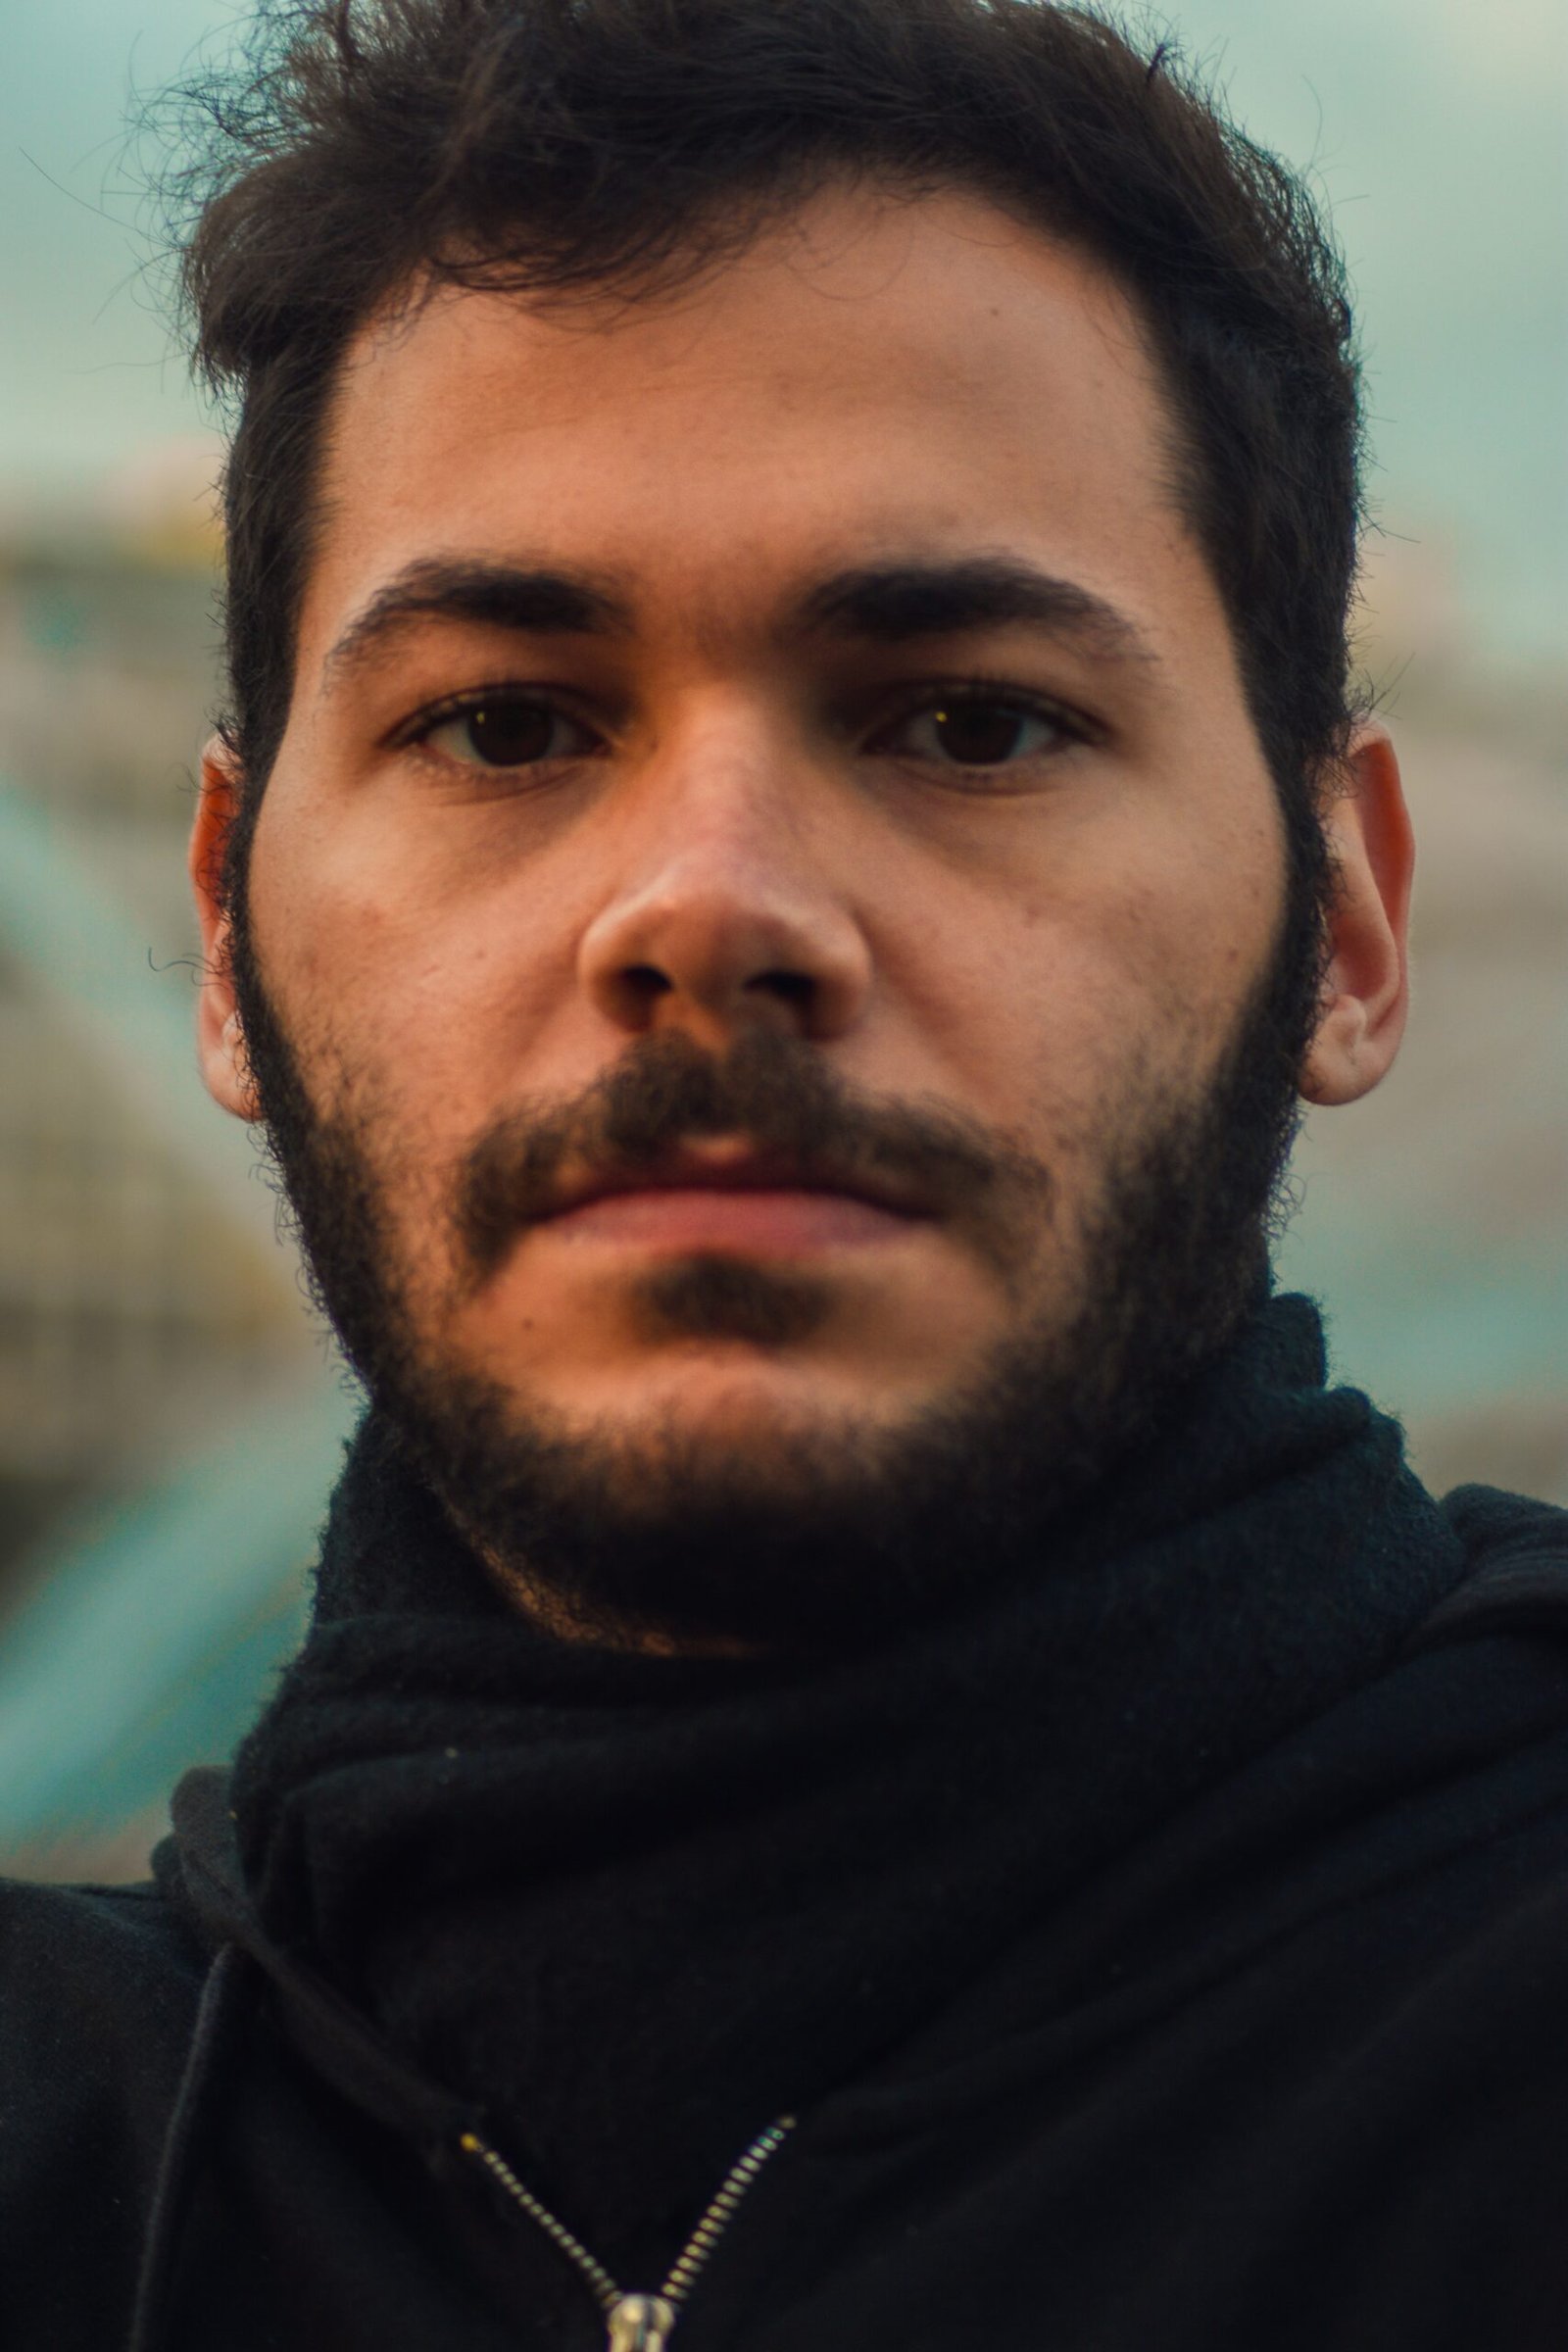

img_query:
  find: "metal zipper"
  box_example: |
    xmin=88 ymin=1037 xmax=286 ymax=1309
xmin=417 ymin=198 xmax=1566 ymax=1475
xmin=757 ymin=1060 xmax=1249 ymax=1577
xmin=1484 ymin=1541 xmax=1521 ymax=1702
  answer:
xmin=459 ymin=2114 xmax=796 ymax=2351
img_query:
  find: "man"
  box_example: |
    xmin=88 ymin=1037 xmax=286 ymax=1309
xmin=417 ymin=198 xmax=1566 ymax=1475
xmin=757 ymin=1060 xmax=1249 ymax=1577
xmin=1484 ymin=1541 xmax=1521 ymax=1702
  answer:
xmin=4 ymin=2 xmax=1565 ymax=2346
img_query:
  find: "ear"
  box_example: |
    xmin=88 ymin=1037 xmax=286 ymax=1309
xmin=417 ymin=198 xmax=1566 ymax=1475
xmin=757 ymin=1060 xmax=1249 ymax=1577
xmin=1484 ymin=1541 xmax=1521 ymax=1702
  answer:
xmin=1298 ymin=721 xmax=1414 ymax=1107
xmin=189 ymin=735 xmax=263 ymax=1121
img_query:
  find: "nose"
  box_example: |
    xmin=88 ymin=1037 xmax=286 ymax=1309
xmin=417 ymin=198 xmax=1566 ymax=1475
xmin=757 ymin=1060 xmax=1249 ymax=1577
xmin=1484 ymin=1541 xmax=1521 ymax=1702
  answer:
xmin=576 ymin=724 xmax=873 ymax=1048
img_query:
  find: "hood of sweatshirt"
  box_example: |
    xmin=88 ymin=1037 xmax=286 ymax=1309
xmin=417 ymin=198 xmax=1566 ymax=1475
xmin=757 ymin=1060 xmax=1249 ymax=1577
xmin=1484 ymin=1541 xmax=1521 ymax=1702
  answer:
xmin=150 ymin=1292 xmax=1484 ymax=2283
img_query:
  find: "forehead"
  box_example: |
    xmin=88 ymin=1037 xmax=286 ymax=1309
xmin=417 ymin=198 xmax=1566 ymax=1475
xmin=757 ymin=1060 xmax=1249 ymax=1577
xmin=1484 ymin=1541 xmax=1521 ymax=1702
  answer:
xmin=304 ymin=184 xmax=1205 ymax=662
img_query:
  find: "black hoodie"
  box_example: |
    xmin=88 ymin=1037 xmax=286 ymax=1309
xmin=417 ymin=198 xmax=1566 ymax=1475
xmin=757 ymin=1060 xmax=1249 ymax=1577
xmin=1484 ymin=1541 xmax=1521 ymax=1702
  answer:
xmin=4 ymin=1297 xmax=1568 ymax=2352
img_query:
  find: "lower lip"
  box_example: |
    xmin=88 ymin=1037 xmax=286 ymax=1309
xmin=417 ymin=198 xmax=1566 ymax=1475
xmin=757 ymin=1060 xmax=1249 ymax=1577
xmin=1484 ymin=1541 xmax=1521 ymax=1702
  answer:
xmin=538 ymin=1187 xmax=921 ymax=1254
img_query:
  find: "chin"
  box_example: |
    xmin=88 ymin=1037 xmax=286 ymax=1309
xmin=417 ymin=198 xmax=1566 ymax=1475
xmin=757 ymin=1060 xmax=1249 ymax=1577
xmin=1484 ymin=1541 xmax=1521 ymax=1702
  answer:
xmin=553 ymin=1351 xmax=898 ymax=1459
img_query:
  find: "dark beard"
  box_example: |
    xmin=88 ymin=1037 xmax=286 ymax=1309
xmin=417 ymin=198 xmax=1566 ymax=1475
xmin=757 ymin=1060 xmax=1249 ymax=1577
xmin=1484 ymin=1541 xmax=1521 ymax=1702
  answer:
xmin=226 ymin=868 xmax=1322 ymax=1651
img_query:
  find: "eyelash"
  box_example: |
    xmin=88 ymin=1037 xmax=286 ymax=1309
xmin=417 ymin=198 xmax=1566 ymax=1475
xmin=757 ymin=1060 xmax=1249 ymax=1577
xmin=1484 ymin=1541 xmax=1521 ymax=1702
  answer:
xmin=394 ymin=674 xmax=1097 ymax=766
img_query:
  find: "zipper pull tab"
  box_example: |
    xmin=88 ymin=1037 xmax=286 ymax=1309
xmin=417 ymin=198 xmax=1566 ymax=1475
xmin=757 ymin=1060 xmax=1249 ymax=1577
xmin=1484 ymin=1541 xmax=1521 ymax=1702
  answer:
xmin=605 ymin=2292 xmax=678 ymax=2352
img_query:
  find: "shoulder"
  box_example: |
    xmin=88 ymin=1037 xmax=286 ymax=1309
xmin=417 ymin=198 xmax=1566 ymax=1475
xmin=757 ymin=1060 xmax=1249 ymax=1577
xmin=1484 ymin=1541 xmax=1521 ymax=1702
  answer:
xmin=1414 ymin=1483 xmax=1568 ymax=1650
xmin=1444 ymin=1483 xmax=1568 ymax=1558
xmin=0 ymin=1876 xmax=207 ymax=2193
xmin=1342 ymin=1480 xmax=1568 ymax=1854
xmin=0 ymin=1871 xmax=207 ymax=2019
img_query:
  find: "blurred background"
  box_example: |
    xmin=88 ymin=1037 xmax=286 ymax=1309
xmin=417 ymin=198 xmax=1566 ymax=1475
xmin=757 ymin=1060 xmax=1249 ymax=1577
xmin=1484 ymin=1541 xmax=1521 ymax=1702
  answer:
xmin=2 ymin=0 xmax=1564 ymax=1877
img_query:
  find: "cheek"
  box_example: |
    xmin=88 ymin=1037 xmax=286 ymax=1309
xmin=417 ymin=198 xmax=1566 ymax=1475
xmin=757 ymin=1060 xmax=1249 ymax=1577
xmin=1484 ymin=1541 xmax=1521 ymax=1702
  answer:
xmin=1097 ymin=791 xmax=1287 ymax=1037
xmin=911 ymin=810 xmax=1284 ymax=1174
xmin=251 ymin=801 xmax=570 ymax=1140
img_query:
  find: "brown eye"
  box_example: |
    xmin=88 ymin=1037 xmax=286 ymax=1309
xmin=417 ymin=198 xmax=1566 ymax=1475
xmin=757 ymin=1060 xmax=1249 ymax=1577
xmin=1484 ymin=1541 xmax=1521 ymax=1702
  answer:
xmin=422 ymin=698 xmax=597 ymax=768
xmin=878 ymin=695 xmax=1071 ymax=771
xmin=933 ymin=703 xmax=1034 ymax=763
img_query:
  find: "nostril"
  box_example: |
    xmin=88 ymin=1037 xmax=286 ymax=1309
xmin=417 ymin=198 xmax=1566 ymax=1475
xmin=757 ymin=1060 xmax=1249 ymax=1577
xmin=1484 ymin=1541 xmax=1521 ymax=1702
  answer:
xmin=623 ymin=963 xmax=673 ymax=1002
xmin=749 ymin=970 xmax=814 ymax=1006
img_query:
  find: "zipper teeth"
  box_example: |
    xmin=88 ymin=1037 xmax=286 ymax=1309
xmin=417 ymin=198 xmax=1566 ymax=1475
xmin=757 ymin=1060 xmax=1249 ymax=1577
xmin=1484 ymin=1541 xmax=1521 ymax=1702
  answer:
xmin=460 ymin=2113 xmax=797 ymax=2319
xmin=659 ymin=2117 xmax=796 ymax=2306
xmin=460 ymin=2133 xmax=620 ymax=2311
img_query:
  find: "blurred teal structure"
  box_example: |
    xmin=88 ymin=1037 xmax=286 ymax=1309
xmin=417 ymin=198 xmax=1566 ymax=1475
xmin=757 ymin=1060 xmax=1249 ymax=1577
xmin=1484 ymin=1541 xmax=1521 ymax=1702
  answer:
xmin=0 ymin=1389 xmax=350 ymax=1855
xmin=0 ymin=775 xmax=353 ymax=1860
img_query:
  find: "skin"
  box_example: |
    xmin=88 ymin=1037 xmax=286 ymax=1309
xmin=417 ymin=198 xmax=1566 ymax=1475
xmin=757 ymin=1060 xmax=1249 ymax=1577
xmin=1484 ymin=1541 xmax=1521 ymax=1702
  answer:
xmin=190 ymin=183 xmax=1413 ymax=1579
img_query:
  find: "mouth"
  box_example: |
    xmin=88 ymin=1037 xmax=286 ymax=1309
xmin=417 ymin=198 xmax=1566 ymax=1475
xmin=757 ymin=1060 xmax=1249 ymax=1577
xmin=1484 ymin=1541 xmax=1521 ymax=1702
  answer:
xmin=532 ymin=1142 xmax=932 ymax=1256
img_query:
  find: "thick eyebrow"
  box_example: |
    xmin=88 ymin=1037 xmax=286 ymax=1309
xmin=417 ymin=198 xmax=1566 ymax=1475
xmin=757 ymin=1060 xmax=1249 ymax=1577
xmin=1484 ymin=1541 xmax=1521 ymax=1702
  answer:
xmin=787 ymin=558 xmax=1157 ymax=667
xmin=320 ymin=559 xmax=634 ymax=694
xmin=320 ymin=550 xmax=1158 ymax=699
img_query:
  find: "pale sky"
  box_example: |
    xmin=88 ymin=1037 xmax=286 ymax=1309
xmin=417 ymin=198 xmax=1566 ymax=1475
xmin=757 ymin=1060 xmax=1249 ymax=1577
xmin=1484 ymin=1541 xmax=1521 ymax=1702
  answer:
xmin=4 ymin=0 xmax=1564 ymax=666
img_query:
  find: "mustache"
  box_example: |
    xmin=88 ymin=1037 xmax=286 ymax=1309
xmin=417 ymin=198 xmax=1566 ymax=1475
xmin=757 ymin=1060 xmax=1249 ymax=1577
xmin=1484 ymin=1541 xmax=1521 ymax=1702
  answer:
xmin=453 ymin=1029 xmax=1053 ymax=1288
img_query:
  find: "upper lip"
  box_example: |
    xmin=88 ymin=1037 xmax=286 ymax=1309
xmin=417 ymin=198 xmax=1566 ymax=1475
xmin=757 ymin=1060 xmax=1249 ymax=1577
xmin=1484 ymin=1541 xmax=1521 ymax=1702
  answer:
xmin=539 ymin=1146 xmax=928 ymax=1223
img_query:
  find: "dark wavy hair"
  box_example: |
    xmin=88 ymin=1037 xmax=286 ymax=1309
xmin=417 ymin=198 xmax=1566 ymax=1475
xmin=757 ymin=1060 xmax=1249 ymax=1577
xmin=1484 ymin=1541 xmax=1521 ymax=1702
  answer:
xmin=173 ymin=0 xmax=1365 ymax=933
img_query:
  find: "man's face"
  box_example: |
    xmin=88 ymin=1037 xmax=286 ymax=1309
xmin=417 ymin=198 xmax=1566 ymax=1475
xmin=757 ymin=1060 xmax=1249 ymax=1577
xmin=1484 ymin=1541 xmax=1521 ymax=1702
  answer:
xmin=211 ymin=186 xmax=1306 ymax=1642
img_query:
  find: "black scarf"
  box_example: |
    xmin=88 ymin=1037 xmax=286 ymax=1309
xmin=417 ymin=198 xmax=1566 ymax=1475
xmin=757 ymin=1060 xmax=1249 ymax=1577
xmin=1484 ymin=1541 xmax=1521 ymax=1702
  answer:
xmin=229 ymin=1295 xmax=1461 ymax=2278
